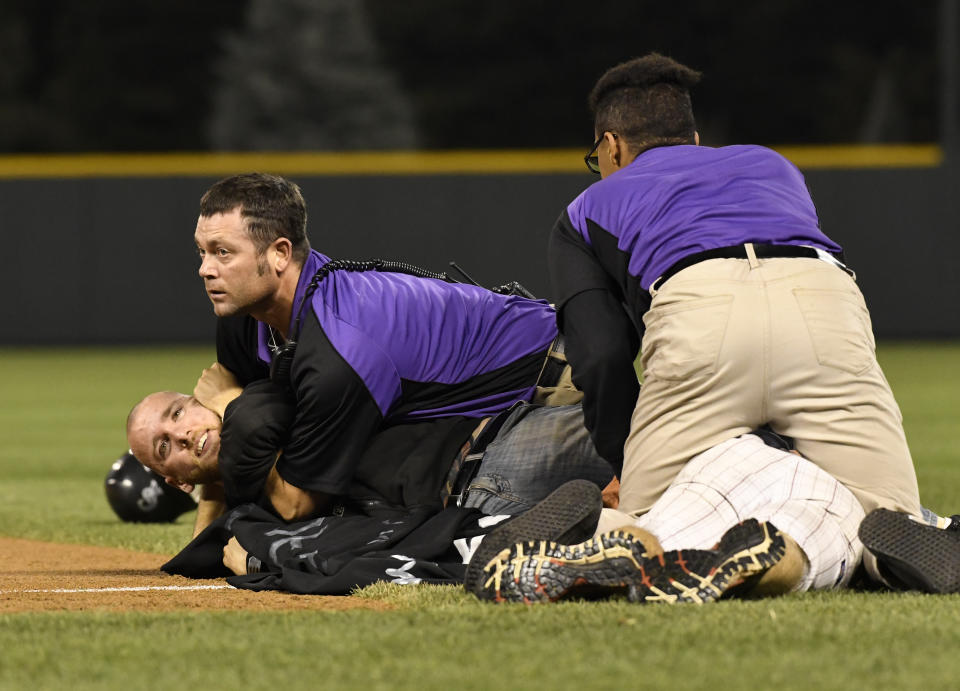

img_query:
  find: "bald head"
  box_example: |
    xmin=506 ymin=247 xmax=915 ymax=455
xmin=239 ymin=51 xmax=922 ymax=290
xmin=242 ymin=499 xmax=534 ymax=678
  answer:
xmin=126 ymin=391 xmax=223 ymax=492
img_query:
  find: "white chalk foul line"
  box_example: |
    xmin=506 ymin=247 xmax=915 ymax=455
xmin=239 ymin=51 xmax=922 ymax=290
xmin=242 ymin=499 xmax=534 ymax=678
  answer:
xmin=2 ymin=584 xmax=233 ymax=594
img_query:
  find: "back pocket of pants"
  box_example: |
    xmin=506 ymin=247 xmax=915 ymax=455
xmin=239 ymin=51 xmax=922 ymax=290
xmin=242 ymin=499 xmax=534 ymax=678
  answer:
xmin=794 ymin=288 xmax=875 ymax=375
xmin=641 ymin=295 xmax=733 ymax=381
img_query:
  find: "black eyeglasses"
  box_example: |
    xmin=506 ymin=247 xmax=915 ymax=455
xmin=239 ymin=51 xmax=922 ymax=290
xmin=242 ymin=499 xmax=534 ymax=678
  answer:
xmin=584 ymin=132 xmax=617 ymax=174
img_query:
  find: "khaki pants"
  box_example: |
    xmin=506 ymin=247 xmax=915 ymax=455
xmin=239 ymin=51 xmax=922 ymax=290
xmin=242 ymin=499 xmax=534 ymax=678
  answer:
xmin=618 ymin=256 xmax=922 ymax=520
xmin=532 ymin=336 xmax=584 ymax=407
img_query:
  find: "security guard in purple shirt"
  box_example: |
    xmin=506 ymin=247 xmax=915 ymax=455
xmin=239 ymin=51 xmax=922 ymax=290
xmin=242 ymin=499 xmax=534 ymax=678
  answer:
xmin=181 ymin=172 xmax=610 ymax=533
xmin=548 ymin=53 xmax=922 ymax=539
xmin=215 ymin=248 xmax=558 ymax=498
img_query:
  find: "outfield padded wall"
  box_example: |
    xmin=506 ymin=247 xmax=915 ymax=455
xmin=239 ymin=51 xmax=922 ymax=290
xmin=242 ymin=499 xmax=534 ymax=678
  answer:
xmin=0 ymin=159 xmax=957 ymax=343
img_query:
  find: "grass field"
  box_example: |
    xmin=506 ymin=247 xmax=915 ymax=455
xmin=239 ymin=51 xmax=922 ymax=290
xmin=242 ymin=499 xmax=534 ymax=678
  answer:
xmin=1 ymin=343 xmax=959 ymax=690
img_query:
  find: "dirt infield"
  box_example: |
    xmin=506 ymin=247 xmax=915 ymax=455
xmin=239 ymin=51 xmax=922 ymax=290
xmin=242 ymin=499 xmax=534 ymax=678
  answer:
xmin=0 ymin=537 xmax=391 ymax=613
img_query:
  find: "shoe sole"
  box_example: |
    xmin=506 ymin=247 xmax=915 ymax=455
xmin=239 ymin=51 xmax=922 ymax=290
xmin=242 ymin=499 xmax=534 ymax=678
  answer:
xmin=464 ymin=479 xmax=602 ymax=597
xmin=477 ymin=528 xmax=653 ymax=603
xmin=859 ymin=508 xmax=960 ymax=594
xmin=634 ymin=519 xmax=786 ymax=604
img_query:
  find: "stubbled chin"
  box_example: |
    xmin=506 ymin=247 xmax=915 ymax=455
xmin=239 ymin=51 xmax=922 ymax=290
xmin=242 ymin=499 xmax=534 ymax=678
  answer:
xmin=211 ymin=302 xmax=235 ymax=317
xmin=195 ymin=442 xmax=221 ymax=479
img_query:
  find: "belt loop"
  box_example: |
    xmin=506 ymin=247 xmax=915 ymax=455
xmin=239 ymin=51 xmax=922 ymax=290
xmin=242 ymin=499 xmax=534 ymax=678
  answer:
xmin=744 ymin=242 xmax=760 ymax=269
xmin=649 ymin=276 xmax=662 ymax=298
xmin=814 ymin=247 xmax=857 ymax=282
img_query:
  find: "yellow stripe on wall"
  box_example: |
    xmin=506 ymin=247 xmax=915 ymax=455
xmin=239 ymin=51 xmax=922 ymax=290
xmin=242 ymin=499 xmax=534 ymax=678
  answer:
xmin=0 ymin=150 xmax=586 ymax=178
xmin=774 ymin=144 xmax=943 ymax=169
xmin=0 ymin=144 xmax=943 ymax=179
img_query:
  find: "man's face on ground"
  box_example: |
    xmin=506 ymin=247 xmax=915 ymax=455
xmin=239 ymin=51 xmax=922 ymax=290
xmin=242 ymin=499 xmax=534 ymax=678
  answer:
xmin=194 ymin=207 xmax=278 ymax=317
xmin=127 ymin=392 xmax=223 ymax=492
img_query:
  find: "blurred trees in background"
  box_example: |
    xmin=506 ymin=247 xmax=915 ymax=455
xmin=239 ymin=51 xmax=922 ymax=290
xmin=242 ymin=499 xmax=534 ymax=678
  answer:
xmin=210 ymin=0 xmax=418 ymax=150
xmin=0 ymin=0 xmax=940 ymax=152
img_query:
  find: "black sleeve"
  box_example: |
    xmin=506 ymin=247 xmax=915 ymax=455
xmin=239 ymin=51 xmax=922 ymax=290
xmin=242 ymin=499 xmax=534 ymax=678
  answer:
xmin=559 ymin=291 xmax=639 ymax=475
xmin=216 ymin=314 xmax=270 ymax=386
xmin=218 ymin=379 xmax=296 ymax=507
xmin=548 ymin=209 xmax=620 ymax=308
xmin=548 ymin=211 xmax=639 ymax=475
xmin=276 ymin=313 xmax=385 ymax=494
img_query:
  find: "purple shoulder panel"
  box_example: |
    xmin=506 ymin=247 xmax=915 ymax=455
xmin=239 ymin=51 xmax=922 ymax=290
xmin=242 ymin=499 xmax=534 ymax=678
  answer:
xmin=575 ymin=145 xmax=842 ymax=288
xmin=296 ymin=252 xmax=556 ymax=417
xmin=309 ymin=295 xmax=404 ymax=416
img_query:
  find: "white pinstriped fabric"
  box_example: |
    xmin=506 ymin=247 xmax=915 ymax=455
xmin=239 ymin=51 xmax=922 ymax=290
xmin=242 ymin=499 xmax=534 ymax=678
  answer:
xmin=634 ymin=434 xmax=864 ymax=591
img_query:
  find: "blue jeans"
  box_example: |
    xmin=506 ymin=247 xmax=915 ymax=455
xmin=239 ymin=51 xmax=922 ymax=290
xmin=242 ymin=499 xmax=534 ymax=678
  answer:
xmin=460 ymin=403 xmax=614 ymax=516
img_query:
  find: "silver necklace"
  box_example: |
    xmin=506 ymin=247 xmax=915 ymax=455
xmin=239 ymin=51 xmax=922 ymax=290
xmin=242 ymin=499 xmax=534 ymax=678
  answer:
xmin=267 ymin=326 xmax=285 ymax=354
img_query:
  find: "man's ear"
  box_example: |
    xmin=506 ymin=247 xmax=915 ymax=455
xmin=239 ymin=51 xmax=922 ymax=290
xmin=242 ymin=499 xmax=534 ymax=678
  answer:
xmin=609 ymin=132 xmax=639 ymax=171
xmin=270 ymin=237 xmax=293 ymax=273
xmin=604 ymin=131 xmax=622 ymax=169
xmin=165 ymin=477 xmax=195 ymax=494
xmin=694 ymin=130 xmax=700 ymax=146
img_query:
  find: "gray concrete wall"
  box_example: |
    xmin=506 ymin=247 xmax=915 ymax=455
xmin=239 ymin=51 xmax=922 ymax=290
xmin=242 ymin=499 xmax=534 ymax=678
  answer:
xmin=1 ymin=166 xmax=957 ymax=344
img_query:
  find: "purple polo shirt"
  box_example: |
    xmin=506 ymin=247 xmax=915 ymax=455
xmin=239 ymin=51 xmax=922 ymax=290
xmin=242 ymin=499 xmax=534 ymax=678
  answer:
xmin=566 ymin=144 xmax=841 ymax=289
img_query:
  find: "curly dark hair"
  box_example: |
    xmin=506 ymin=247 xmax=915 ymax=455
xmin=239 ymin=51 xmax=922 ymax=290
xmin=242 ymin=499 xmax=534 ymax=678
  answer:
xmin=588 ymin=53 xmax=702 ymax=154
xmin=199 ymin=173 xmax=311 ymax=264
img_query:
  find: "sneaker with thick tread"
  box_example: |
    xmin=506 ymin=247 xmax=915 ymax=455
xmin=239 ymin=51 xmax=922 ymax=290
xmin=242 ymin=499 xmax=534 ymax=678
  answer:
xmin=463 ymin=479 xmax=602 ymax=597
xmin=475 ymin=526 xmax=656 ymax=603
xmin=633 ymin=519 xmax=787 ymax=604
xmin=858 ymin=508 xmax=960 ymax=594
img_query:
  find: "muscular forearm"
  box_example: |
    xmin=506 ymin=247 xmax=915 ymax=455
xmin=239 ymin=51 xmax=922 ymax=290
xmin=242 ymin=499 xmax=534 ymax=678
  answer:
xmin=193 ymin=363 xmax=243 ymax=419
